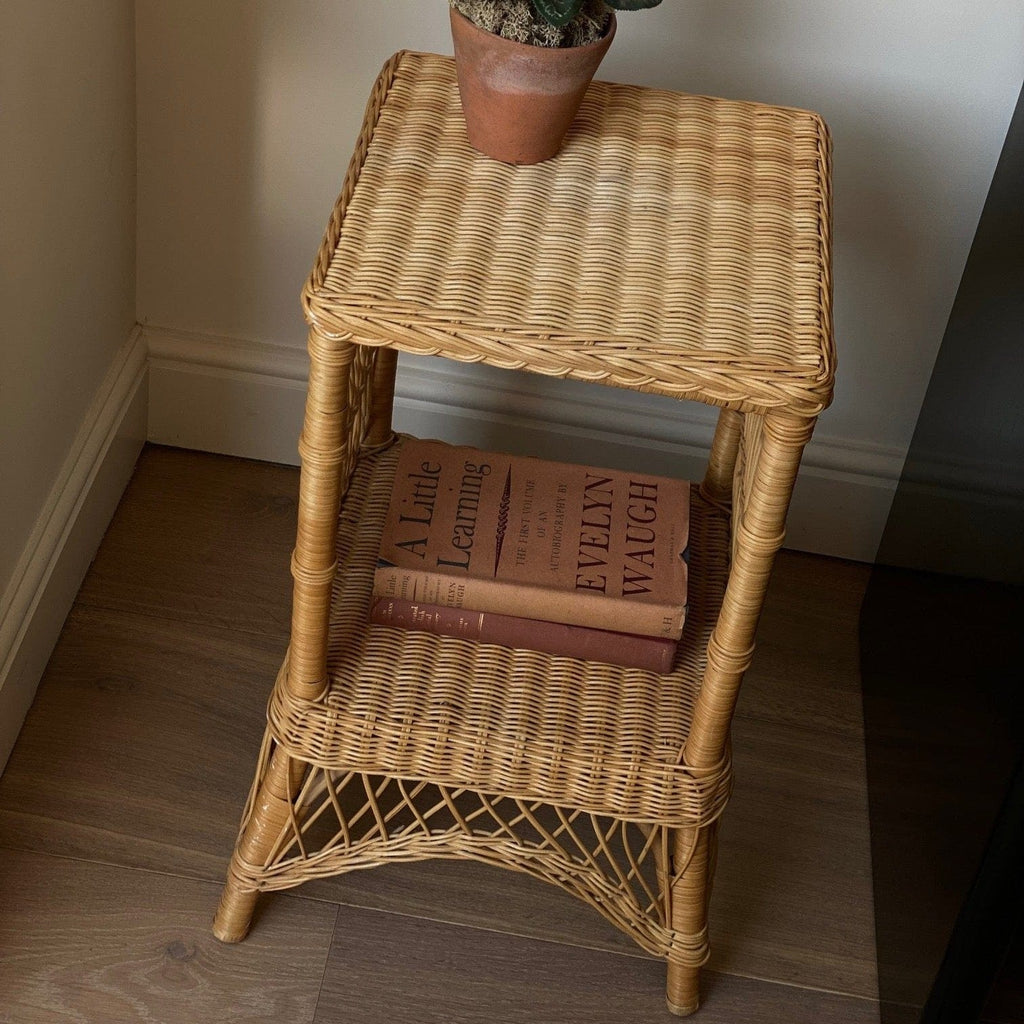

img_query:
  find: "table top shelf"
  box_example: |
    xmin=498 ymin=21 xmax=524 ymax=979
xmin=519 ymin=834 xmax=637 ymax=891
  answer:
xmin=304 ymin=51 xmax=835 ymax=417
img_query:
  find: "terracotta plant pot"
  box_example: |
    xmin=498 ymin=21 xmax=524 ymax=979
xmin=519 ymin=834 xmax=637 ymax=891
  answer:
xmin=449 ymin=8 xmax=616 ymax=165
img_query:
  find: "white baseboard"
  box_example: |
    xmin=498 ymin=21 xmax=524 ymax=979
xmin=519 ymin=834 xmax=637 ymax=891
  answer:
xmin=142 ymin=324 xmax=903 ymax=564
xmin=0 ymin=328 xmax=148 ymax=772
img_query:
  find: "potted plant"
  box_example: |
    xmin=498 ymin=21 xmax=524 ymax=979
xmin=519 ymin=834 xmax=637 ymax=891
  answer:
xmin=449 ymin=0 xmax=664 ymax=164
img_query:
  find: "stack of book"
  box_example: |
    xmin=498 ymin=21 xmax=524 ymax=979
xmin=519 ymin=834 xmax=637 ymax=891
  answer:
xmin=369 ymin=438 xmax=690 ymax=673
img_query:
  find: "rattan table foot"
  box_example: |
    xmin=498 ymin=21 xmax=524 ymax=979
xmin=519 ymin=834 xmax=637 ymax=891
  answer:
xmin=215 ymin=740 xmax=306 ymax=943
xmin=666 ymin=994 xmax=700 ymax=1018
xmin=213 ymin=883 xmax=258 ymax=944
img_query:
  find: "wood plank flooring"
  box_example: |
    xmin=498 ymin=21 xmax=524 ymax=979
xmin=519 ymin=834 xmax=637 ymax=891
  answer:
xmin=0 ymin=446 xmax=882 ymax=1022
xmin=0 ymin=849 xmax=337 ymax=1024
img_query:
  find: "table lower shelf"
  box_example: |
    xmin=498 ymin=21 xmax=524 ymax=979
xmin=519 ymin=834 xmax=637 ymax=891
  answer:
xmin=267 ymin=435 xmax=733 ymax=828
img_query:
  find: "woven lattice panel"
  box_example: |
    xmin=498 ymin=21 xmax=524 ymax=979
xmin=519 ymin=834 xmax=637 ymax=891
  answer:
xmin=304 ymin=51 xmax=834 ymax=416
xmin=230 ymin=747 xmax=710 ymax=964
xmin=267 ymin=437 xmax=732 ymax=828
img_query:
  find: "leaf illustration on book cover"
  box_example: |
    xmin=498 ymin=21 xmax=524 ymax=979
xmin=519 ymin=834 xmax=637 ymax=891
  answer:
xmin=494 ymin=469 xmax=511 ymax=576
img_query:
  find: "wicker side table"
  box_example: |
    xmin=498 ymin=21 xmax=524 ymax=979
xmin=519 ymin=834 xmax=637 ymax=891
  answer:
xmin=213 ymin=51 xmax=833 ymax=1018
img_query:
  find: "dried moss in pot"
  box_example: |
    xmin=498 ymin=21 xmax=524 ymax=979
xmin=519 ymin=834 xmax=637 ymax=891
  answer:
xmin=451 ymin=0 xmax=666 ymax=49
xmin=449 ymin=0 xmax=611 ymax=47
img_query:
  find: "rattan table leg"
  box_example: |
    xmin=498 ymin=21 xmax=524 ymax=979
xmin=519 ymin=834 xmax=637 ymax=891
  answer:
xmin=214 ymin=745 xmax=305 ymax=941
xmin=701 ymin=409 xmax=742 ymax=507
xmin=216 ymin=328 xmax=365 ymax=941
xmin=666 ymin=827 xmax=713 ymax=1016
xmin=289 ymin=329 xmax=365 ymax=701
xmin=365 ymin=347 xmax=398 ymax=447
xmin=685 ymin=413 xmax=814 ymax=768
xmin=665 ymin=413 xmax=812 ymax=1009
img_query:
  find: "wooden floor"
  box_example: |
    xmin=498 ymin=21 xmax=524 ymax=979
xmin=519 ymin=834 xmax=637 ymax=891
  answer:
xmin=0 ymin=445 xmax=883 ymax=1023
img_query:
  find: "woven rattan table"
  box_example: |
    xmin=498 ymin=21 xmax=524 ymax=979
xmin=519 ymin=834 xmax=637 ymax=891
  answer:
xmin=213 ymin=51 xmax=833 ymax=1017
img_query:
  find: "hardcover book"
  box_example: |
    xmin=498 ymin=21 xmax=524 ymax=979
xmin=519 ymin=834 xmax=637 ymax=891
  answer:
xmin=375 ymin=439 xmax=690 ymax=639
xmin=369 ymin=596 xmax=678 ymax=673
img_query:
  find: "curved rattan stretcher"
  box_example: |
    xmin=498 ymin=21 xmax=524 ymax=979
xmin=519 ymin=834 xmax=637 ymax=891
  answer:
xmin=212 ymin=51 xmax=833 ymax=1018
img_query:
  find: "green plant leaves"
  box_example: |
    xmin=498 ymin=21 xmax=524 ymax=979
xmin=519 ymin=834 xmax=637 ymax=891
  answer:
xmin=531 ymin=0 xmax=586 ymax=27
xmin=605 ymin=0 xmax=664 ymax=9
xmin=530 ymin=0 xmax=663 ymax=29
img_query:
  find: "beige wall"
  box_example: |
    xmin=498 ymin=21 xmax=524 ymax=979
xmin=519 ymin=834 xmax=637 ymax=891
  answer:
xmin=136 ymin=2 xmax=1022 ymax=472
xmin=0 ymin=0 xmax=136 ymax=590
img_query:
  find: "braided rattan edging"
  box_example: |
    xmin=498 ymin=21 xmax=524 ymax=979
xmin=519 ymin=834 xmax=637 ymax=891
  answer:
xmin=304 ymin=52 xmax=404 ymax=302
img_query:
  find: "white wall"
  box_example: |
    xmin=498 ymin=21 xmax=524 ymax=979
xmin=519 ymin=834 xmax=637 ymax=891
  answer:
xmin=0 ymin=0 xmax=140 ymax=766
xmin=137 ymin=2 xmax=1023 ymax=556
xmin=0 ymin=0 xmax=136 ymax=588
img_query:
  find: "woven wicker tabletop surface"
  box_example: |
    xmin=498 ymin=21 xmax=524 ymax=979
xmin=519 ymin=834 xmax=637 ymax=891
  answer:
xmin=304 ymin=51 xmax=834 ymax=416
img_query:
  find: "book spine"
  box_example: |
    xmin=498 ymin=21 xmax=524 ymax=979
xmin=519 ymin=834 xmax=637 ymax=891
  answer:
xmin=372 ymin=567 xmax=685 ymax=639
xmin=369 ymin=598 xmax=677 ymax=674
